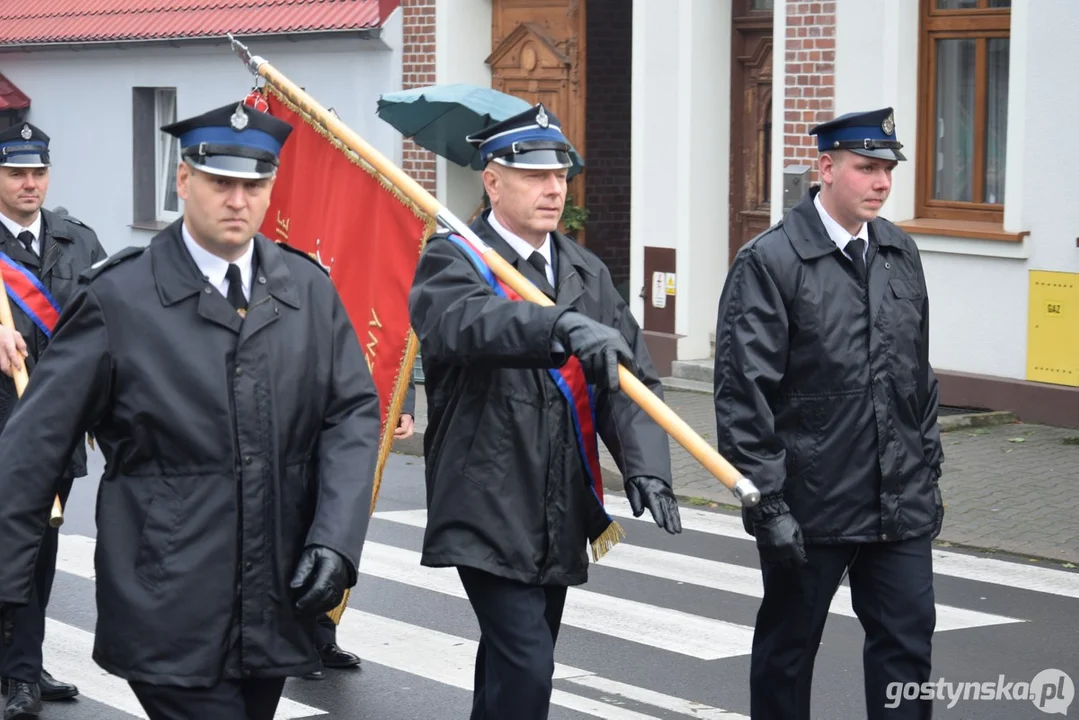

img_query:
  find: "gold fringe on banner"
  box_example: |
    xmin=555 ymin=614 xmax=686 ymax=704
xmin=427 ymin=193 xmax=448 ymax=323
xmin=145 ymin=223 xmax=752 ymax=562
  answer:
xmin=590 ymin=521 xmax=626 ymax=563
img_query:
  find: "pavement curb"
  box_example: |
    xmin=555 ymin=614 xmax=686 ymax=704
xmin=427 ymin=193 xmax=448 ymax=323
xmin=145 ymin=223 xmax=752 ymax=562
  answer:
xmin=938 ymin=410 xmax=1017 ymax=432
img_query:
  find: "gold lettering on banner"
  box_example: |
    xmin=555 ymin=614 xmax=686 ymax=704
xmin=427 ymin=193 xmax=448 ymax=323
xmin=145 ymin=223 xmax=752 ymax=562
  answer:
xmin=275 ymin=212 xmax=291 ymax=242
xmin=364 ymin=309 xmax=383 ymax=373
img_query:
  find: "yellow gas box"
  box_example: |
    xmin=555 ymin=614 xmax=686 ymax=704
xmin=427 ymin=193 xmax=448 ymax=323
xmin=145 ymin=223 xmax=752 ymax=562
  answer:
xmin=1027 ymin=270 xmax=1079 ymax=387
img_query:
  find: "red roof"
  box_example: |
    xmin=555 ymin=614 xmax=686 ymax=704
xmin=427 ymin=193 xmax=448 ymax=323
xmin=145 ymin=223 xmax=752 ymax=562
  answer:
xmin=0 ymin=73 xmax=30 ymax=111
xmin=0 ymin=0 xmax=399 ymax=46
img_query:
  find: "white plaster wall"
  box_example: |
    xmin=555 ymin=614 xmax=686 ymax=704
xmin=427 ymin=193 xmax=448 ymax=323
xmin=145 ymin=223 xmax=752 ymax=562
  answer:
xmin=769 ymin=0 xmax=788 ymax=223
xmin=830 ymin=0 xmax=1079 ymax=381
xmin=1 ymin=26 xmax=402 ymax=255
xmin=434 ymin=0 xmax=492 ymax=224
xmin=631 ymin=0 xmax=731 ymax=359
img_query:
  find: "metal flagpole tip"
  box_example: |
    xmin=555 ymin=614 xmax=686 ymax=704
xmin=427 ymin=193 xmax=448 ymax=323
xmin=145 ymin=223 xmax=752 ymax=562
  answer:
xmin=732 ymin=477 xmax=761 ymax=507
xmin=227 ymin=33 xmax=264 ymax=74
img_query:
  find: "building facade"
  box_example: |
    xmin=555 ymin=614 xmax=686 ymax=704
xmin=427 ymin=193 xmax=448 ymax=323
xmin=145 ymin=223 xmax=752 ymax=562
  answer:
xmin=0 ymin=0 xmax=406 ymax=253
xmin=425 ymin=0 xmax=1079 ymax=427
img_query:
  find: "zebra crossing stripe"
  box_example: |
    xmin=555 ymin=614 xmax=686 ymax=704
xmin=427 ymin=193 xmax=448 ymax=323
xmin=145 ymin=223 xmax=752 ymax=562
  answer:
xmin=599 ymin=497 xmax=1079 ymax=600
xmin=42 ymin=618 xmax=326 ymax=719
xmin=337 ymin=609 xmax=744 ymax=719
xmin=358 ymin=541 xmax=755 ymax=660
xmin=55 ymin=533 xmax=748 ymax=717
xmin=371 ymin=510 xmax=1025 ymax=631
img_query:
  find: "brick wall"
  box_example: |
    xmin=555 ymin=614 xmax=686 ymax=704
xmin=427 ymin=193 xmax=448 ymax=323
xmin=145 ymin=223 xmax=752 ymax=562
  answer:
xmin=784 ymin=0 xmax=836 ymax=181
xmin=401 ymin=0 xmax=437 ymax=194
xmin=584 ymin=0 xmax=633 ymax=300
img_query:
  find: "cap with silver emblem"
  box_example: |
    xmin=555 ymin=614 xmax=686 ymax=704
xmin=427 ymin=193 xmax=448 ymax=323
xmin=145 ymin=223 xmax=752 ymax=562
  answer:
xmin=160 ymin=100 xmax=293 ymax=180
xmin=809 ymin=107 xmax=906 ymax=162
xmin=466 ymin=103 xmax=573 ymax=171
xmin=0 ymin=122 xmax=50 ymax=168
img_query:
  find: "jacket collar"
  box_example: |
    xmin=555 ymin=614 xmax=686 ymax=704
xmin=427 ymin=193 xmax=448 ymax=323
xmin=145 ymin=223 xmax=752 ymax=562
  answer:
xmin=785 ymin=186 xmax=903 ymax=260
xmin=470 ymin=211 xmax=595 ymax=305
xmin=152 ymin=220 xmax=300 ymax=337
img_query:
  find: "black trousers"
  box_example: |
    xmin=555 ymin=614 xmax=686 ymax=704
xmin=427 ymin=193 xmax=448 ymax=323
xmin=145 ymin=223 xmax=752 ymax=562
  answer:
xmin=314 ymin=612 xmax=336 ymax=647
xmin=751 ymin=536 xmax=936 ymax=720
xmin=0 ymin=475 xmax=75 ymax=683
xmin=457 ymin=567 xmax=568 ymax=720
xmin=129 ymin=678 xmax=286 ymax=720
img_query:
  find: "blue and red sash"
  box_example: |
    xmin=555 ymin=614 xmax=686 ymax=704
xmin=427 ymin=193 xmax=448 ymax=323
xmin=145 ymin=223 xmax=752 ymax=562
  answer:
xmin=0 ymin=251 xmax=61 ymax=338
xmin=446 ymin=233 xmax=625 ymax=560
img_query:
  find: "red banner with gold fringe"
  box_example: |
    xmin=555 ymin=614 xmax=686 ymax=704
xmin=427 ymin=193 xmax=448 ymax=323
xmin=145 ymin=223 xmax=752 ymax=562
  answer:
xmin=256 ymin=86 xmax=435 ymax=484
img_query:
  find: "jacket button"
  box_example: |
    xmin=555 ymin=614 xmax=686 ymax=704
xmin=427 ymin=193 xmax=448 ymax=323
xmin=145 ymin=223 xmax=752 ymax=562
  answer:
xmin=235 ymin=366 xmax=243 ymax=376
xmin=244 ymin=456 xmax=253 ymax=465
xmin=204 ymin=287 xmax=212 ymax=294
xmin=244 ymin=561 xmax=253 ymax=571
xmin=882 ymin=533 xmax=890 ymax=541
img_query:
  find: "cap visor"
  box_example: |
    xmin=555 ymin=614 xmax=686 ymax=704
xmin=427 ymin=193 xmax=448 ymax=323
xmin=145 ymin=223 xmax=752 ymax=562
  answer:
xmin=850 ymin=147 xmax=906 ymax=162
xmin=491 ymin=149 xmax=573 ymax=170
xmin=186 ymin=155 xmax=277 ymax=180
xmin=0 ymin=152 xmax=49 ymax=168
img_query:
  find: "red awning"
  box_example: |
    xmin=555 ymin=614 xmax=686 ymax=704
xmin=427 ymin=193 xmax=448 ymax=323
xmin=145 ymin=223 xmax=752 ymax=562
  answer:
xmin=0 ymin=0 xmax=398 ymax=45
xmin=0 ymin=73 xmax=30 ymax=111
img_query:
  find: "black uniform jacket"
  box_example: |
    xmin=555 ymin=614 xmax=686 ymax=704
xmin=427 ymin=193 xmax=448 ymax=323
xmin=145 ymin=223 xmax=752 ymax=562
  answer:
xmin=714 ymin=188 xmax=944 ymax=544
xmin=409 ymin=212 xmax=673 ymax=587
xmin=0 ymin=220 xmax=381 ymax=686
xmin=0 ymin=207 xmax=106 ymax=478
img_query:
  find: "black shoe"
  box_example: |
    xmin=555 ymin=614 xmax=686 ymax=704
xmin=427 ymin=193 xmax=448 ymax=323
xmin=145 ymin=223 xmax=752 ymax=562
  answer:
xmin=301 ymin=670 xmax=325 ymax=681
xmin=317 ymin=643 xmax=361 ymax=669
xmin=3 ymin=680 xmax=42 ymax=719
xmin=39 ymin=670 xmax=77 ymax=701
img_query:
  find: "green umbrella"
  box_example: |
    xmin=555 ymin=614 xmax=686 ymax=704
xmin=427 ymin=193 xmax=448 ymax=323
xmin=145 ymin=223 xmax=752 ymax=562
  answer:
xmin=376 ymin=83 xmax=584 ymax=177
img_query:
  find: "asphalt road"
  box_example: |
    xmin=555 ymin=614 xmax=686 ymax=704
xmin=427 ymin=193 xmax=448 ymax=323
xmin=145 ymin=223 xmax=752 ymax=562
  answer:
xmin=23 ymin=448 xmax=1079 ymax=719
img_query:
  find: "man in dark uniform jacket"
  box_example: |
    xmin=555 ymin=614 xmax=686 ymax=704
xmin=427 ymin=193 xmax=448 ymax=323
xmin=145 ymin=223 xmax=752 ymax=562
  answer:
xmin=409 ymin=104 xmax=682 ymax=720
xmin=0 ymin=121 xmax=105 ymax=717
xmin=0 ymin=100 xmax=382 ymax=720
xmin=713 ymin=108 xmax=944 ymax=720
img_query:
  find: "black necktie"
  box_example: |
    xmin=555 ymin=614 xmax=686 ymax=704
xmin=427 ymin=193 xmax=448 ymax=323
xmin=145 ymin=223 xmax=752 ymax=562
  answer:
xmin=527 ymin=251 xmax=553 ymax=293
xmin=845 ymin=238 xmax=867 ymax=284
xmin=225 ymin=264 xmax=247 ymax=312
xmin=17 ymin=230 xmax=35 ymax=257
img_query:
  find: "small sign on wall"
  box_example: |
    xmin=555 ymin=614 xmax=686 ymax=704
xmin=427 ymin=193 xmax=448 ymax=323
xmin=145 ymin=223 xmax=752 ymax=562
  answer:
xmin=652 ymin=271 xmax=666 ymax=308
xmin=665 ymin=273 xmax=677 ymax=296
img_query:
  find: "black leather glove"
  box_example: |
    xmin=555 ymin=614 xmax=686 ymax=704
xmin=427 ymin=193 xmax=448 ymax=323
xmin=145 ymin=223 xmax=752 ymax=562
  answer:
xmin=552 ymin=312 xmax=637 ymax=392
xmin=626 ymin=476 xmax=682 ymax=534
xmin=289 ymin=546 xmax=354 ymax=616
xmin=748 ymin=494 xmax=807 ymax=568
xmin=1 ymin=603 xmax=16 ymax=646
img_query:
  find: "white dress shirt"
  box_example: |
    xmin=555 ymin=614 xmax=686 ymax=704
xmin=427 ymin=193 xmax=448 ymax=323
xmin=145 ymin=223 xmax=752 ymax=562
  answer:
xmin=0 ymin=211 xmax=43 ymax=256
xmin=488 ymin=210 xmax=555 ymax=287
xmin=814 ymin=192 xmax=869 ymax=261
xmin=181 ymin=223 xmax=253 ymax=302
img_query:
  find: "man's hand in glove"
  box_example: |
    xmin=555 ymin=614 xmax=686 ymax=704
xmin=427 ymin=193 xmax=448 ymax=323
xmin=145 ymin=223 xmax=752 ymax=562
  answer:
xmin=289 ymin=546 xmax=355 ymax=616
xmin=625 ymin=476 xmax=682 ymax=534
xmin=552 ymin=312 xmax=637 ymax=392
xmin=747 ymin=494 xmax=807 ymax=568
xmin=1 ymin=603 xmax=16 ymax=646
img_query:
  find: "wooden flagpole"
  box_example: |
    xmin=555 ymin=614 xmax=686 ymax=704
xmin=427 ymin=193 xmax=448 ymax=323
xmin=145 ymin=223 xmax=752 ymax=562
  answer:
xmin=227 ymin=35 xmax=760 ymax=625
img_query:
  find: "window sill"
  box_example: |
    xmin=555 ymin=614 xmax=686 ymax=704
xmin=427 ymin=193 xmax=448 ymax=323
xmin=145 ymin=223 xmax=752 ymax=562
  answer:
xmin=895 ymin=218 xmax=1029 ymax=243
xmin=129 ymin=220 xmax=172 ymax=232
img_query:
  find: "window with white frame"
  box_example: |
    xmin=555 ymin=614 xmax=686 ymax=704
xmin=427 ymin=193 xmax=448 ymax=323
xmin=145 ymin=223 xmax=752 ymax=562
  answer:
xmin=155 ymin=89 xmax=180 ymax=221
xmin=132 ymin=86 xmax=180 ymax=227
